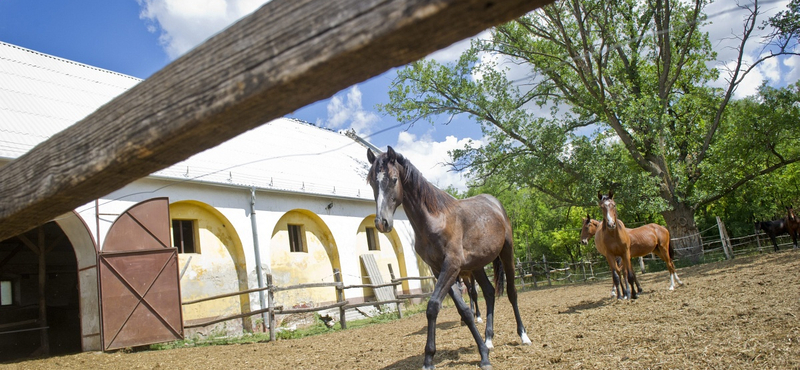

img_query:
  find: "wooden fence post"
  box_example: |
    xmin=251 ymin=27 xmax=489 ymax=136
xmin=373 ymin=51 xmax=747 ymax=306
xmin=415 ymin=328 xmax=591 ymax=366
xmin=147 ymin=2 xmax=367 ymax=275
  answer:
xmin=334 ymin=268 xmax=347 ymax=329
xmin=531 ymin=261 xmax=538 ymax=288
xmin=581 ymin=260 xmax=587 ymax=282
xmin=543 ymin=255 xmax=551 ymax=286
xmin=716 ymin=216 xmax=733 ymax=260
xmin=387 ymin=265 xmax=403 ymax=319
xmin=754 ymin=224 xmax=763 ymax=253
xmin=267 ymin=274 xmax=276 ymax=341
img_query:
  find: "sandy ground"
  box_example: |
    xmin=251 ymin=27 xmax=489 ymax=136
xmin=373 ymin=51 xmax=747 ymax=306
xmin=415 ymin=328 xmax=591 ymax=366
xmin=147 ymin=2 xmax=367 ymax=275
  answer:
xmin=2 ymin=251 xmax=799 ymax=370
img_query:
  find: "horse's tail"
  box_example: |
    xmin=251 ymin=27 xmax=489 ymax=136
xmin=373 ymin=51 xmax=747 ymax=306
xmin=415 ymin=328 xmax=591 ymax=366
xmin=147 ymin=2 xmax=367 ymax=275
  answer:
xmin=492 ymin=257 xmax=505 ymax=297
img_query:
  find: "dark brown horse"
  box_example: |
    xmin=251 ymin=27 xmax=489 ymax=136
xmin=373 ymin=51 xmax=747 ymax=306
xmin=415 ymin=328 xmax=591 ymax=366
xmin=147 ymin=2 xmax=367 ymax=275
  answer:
xmin=581 ymin=215 xmax=683 ymax=294
xmin=367 ymin=147 xmax=530 ymax=370
xmin=755 ymin=206 xmax=799 ymax=251
xmin=594 ymin=191 xmax=637 ymax=299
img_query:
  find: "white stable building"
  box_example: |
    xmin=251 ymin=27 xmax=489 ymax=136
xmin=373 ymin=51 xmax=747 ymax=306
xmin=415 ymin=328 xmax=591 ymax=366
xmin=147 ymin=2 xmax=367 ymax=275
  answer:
xmin=0 ymin=41 xmax=430 ymax=358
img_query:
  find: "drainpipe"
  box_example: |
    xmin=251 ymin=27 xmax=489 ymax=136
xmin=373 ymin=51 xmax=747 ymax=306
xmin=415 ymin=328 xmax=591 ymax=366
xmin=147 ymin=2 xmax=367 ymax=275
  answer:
xmin=250 ymin=187 xmax=268 ymax=332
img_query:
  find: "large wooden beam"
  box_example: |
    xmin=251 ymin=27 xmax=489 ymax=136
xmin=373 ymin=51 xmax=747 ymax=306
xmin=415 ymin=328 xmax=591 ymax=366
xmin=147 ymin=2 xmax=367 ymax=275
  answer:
xmin=0 ymin=0 xmax=553 ymax=240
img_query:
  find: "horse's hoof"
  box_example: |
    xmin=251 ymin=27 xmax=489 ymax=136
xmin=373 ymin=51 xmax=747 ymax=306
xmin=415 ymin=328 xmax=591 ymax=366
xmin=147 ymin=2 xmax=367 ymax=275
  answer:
xmin=669 ymin=286 xmax=675 ymax=291
xmin=422 ymin=366 xmax=434 ymax=370
xmin=480 ymin=364 xmax=493 ymax=370
xmin=521 ymin=333 xmax=532 ymax=345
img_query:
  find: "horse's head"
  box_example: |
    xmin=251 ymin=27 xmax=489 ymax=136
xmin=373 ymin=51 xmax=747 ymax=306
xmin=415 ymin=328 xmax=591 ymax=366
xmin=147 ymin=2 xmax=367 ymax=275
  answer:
xmin=597 ymin=190 xmax=619 ymax=230
xmin=788 ymin=206 xmax=797 ymax=223
xmin=367 ymin=146 xmax=405 ymax=233
xmin=579 ymin=214 xmax=598 ymax=245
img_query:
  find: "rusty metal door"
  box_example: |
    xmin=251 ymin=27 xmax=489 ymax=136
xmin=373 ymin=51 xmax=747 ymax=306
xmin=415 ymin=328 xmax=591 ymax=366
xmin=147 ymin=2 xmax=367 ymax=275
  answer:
xmin=98 ymin=198 xmax=183 ymax=350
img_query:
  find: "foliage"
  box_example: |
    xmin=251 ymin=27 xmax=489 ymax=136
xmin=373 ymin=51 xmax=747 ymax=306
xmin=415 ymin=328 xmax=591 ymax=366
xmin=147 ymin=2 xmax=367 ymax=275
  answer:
xmin=379 ymin=0 xmax=800 ymax=259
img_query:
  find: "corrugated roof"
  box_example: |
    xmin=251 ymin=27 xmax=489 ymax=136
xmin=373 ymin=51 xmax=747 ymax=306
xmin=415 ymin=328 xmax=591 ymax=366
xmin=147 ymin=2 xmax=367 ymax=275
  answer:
xmin=0 ymin=41 xmax=375 ymax=200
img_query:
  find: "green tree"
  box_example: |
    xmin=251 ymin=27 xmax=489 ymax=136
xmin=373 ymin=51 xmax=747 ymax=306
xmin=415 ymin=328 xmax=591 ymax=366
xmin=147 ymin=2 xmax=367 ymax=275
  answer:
xmin=380 ymin=0 xmax=800 ymax=261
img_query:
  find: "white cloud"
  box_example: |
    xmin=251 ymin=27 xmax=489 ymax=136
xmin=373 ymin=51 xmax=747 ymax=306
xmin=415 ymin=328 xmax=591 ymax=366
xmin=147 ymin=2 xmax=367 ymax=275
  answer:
xmin=705 ymin=0 xmax=796 ymax=97
xmin=322 ymin=86 xmax=380 ymax=136
xmin=138 ymin=0 xmax=269 ymax=59
xmin=393 ymin=131 xmax=481 ymax=191
xmin=425 ymin=30 xmax=491 ymax=64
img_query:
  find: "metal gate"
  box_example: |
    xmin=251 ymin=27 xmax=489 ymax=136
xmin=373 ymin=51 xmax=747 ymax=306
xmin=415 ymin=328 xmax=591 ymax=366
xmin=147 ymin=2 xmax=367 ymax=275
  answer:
xmin=98 ymin=197 xmax=183 ymax=350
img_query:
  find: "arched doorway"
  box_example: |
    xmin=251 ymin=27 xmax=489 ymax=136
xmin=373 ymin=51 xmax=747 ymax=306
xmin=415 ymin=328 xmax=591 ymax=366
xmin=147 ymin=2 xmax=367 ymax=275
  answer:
xmin=356 ymin=217 xmax=408 ymax=297
xmin=0 ymin=221 xmax=81 ymax=360
xmin=169 ymin=200 xmax=251 ymax=335
xmin=269 ymin=210 xmax=341 ymax=308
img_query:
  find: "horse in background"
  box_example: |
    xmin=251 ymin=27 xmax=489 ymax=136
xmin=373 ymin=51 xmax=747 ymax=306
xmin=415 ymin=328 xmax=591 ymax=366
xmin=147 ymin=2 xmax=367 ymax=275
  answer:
xmin=458 ymin=270 xmax=487 ymax=324
xmin=786 ymin=206 xmax=799 ymax=249
xmin=755 ymin=206 xmax=799 ymax=251
xmin=367 ymin=147 xmax=530 ymax=370
xmin=581 ymin=216 xmax=683 ymax=295
xmin=594 ymin=190 xmax=637 ymax=300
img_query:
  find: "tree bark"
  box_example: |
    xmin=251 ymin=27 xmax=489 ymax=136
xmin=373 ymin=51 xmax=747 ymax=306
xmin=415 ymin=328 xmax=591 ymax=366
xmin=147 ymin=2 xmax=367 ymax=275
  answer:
xmin=662 ymin=202 xmax=702 ymax=263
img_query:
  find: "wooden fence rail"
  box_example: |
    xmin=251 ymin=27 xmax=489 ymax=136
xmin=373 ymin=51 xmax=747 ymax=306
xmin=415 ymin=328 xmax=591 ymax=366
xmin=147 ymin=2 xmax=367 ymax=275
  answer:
xmin=182 ymin=226 xmax=788 ymax=342
xmin=182 ymin=270 xmax=436 ymax=342
xmin=0 ymin=0 xmax=554 ymax=241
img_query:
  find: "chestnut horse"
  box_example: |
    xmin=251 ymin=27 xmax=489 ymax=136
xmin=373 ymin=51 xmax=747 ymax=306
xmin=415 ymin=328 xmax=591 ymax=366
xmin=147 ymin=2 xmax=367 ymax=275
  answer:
xmin=367 ymin=147 xmax=530 ymax=370
xmin=581 ymin=216 xmax=683 ymax=294
xmin=785 ymin=206 xmax=798 ymax=250
xmin=594 ymin=191 xmax=637 ymax=299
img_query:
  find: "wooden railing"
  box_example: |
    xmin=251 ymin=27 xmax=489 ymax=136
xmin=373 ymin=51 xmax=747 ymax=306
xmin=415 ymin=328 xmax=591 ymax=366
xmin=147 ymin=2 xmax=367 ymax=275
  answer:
xmin=181 ymin=269 xmax=436 ymax=342
xmin=0 ymin=0 xmax=554 ymax=241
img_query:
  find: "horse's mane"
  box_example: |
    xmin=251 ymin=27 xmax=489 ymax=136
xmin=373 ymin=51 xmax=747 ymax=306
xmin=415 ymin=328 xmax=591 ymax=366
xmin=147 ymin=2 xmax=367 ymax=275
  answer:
xmin=400 ymin=159 xmax=456 ymax=215
xmin=367 ymin=149 xmax=457 ymax=215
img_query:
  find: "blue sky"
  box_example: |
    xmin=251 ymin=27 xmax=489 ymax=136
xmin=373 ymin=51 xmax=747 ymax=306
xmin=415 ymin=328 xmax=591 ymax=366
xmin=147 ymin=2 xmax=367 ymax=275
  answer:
xmin=1 ymin=0 xmax=797 ymax=191
xmin=0 ymin=0 xmax=483 ymax=190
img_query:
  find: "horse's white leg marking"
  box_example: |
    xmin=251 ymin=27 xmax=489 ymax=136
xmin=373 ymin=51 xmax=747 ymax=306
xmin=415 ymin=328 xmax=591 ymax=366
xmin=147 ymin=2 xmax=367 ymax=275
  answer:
xmin=476 ymin=317 xmax=483 ymax=324
xmin=520 ymin=330 xmax=531 ymax=345
xmin=485 ymin=338 xmax=493 ymax=349
xmin=674 ymin=272 xmax=684 ymax=286
xmin=668 ymin=274 xmax=675 ymax=291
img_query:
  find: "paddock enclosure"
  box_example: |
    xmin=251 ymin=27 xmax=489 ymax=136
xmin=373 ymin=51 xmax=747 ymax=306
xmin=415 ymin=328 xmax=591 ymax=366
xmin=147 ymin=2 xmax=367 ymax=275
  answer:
xmin=3 ymin=252 xmax=797 ymax=369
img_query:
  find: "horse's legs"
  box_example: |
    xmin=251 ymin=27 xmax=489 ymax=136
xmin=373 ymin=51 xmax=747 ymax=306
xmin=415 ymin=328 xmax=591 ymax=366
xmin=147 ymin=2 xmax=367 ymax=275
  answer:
xmin=610 ymin=270 xmax=619 ymax=297
xmin=654 ymin=245 xmax=682 ymax=290
xmin=500 ymin=245 xmax=532 ymax=345
xmin=447 ymin=283 xmax=492 ymax=370
xmin=472 ymin=268 xmax=495 ymax=348
xmin=606 ymin=255 xmax=624 ymax=299
xmin=468 ymin=276 xmax=482 ymax=323
xmin=424 ymin=267 xmax=490 ymax=370
xmin=769 ymin=233 xmax=780 ymax=251
xmin=621 ymin=253 xmax=638 ymax=299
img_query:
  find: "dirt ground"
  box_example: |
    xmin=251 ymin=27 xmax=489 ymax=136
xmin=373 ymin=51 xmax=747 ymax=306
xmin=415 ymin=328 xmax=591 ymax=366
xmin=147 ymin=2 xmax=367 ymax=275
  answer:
xmin=3 ymin=252 xmax=799 ymax=370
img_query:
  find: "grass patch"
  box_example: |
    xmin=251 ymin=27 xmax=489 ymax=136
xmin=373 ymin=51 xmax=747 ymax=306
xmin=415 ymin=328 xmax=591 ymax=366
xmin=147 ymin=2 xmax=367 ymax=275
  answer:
xmin=149 ymin=301 xmax=431 ymax=351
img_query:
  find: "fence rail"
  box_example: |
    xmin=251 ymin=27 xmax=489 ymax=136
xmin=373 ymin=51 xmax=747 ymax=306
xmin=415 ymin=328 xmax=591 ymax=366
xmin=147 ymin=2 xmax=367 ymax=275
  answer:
xmin=180 ymin=218 xmax=795 ymax=344
xmin=181 ymin=268 xmax=436 ymax=342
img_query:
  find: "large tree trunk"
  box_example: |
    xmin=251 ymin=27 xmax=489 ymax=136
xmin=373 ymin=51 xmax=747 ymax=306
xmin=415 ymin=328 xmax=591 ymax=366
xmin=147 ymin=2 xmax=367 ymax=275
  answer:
xmin=662 ymin=202 xmax=703 ymax=264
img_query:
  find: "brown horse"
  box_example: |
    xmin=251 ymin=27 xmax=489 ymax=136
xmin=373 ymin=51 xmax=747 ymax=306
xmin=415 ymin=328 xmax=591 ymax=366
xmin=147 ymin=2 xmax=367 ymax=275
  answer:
xmin=459 ymin=271 xmax=484 ymax=324
xmin=581 ymin=216 xmax=683 ymax=294
xmin=755 ymin=205 xmax=799 ymax=251
xmin=786 ymin=206 xmax=799 ymax=250
xmin=594 ymin=191 xmax=637 ymax=299
xmin=367 ymin=147 xmax=530 ymax=370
